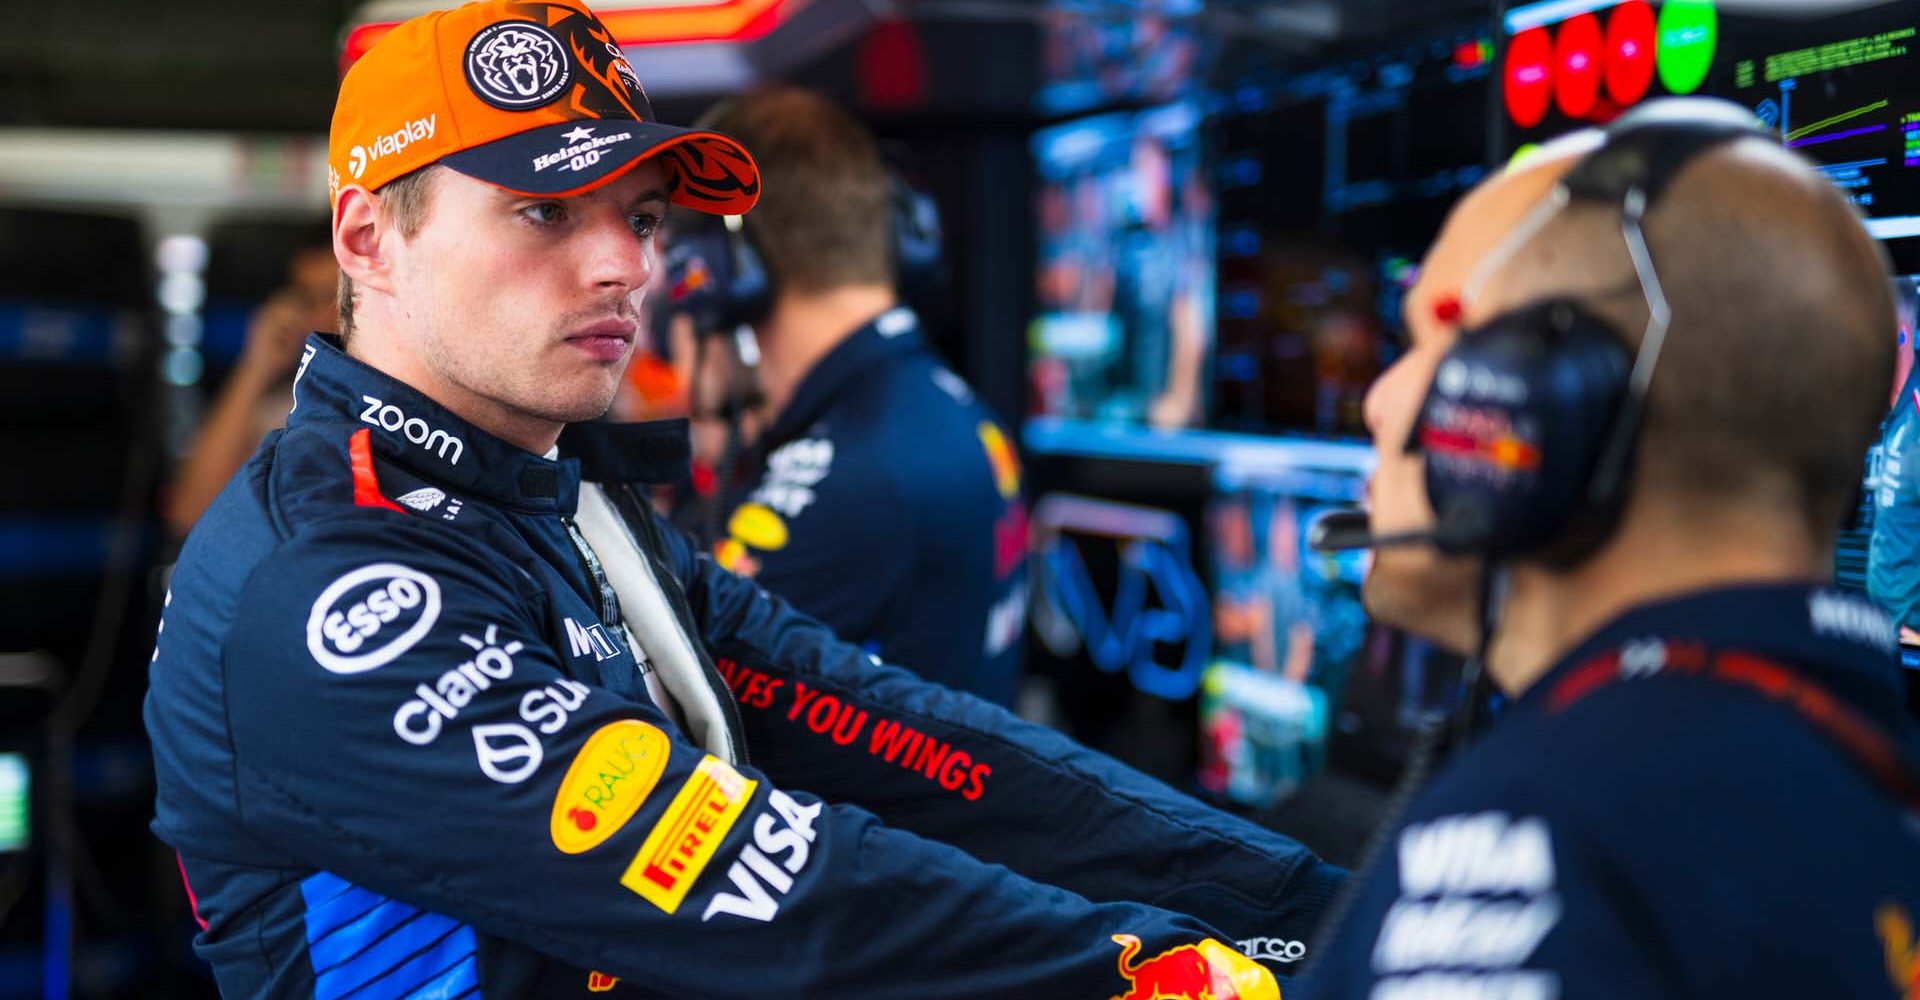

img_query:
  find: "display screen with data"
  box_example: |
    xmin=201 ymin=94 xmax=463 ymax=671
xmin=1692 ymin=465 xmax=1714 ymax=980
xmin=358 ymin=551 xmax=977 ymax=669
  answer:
xmin=1201 ymin=466 xmax=1466 ymax=804
xmin=1500 ymin=0 xmax=1920 ymax=245
xmin=1837 ymin=274 xmax=1920 ymax=661
xmin=1212 ymin=21 xmax=1492 ymax=436
xmin=1031 ymin=101 xmax=1215 ymax=429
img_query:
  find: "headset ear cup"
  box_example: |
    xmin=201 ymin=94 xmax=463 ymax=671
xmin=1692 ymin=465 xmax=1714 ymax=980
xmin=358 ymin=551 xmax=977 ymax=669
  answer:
xmin=662 ymin=214 xmax=773 ymax=332
xmin=1419 ymin=301 xmax=1633 ymax=563
xmin=727 ymin=221 xmax=773 ymax=327
xmin=889 ymin=174 xmax=944 ymax=296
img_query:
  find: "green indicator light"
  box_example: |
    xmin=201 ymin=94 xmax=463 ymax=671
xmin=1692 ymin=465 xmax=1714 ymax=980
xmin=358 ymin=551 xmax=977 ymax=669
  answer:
xmin=1656 ymin=0 xmax=1718 ymax=95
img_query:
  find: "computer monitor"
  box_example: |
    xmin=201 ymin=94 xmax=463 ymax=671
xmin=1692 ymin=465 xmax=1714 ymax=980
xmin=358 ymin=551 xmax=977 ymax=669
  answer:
xmin=1199 ymin=457 xmax=1466 ymax=809
xmin=1030 ymin=101 xmax=1215 ymax=429
xmin=1212 ymin=21 xmax=1493 ymax=436
xmin=1498 ymin=0 xmax=1920 ymax=264
xmin=1035 ymin=0 xmax=1210 ymax=117
xmin=1842 ymin=273 xmax=1920 ymax=667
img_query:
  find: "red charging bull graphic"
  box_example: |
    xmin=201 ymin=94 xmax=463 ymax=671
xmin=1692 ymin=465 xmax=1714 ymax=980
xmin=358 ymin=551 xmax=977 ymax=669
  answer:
xmin=586 ymin=970 xmax=619 ymax=992
xmin=1108 ymin=933 xmax=1280 ymax=1000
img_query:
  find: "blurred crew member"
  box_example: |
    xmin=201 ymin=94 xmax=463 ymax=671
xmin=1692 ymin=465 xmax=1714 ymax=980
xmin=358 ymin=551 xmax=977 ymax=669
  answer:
xmin=1869 ymin=282 xmax=1920 ymax=642
xmin=1299 ymin=102 xmax=1920 ymax=997
xmin=143 ymin=3 xmax=1340 ymax=998
xmin=689 ymin=87 xmax=1027 ymax=706
xmin=165 ymin=241 xmax=337 ymax=536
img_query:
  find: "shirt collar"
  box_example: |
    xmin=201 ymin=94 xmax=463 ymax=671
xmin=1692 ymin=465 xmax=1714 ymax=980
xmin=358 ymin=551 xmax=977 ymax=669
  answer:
xmin=765 ymin=306 xmax=923 ymax=442
xmin=289 ymin=333 xmax=581 ymax=514
xmin=1513 ymin=581 xmax=1908 ymax=726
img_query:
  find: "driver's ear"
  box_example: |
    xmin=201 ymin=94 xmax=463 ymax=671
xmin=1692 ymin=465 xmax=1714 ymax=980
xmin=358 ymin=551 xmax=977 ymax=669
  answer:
xmin=334 ymin=185 xmax=395 ymax=297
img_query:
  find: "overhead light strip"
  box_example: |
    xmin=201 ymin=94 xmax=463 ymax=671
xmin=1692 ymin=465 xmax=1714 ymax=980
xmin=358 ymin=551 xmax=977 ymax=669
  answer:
xmin=341 ymin=0 xmax=797 ymax=73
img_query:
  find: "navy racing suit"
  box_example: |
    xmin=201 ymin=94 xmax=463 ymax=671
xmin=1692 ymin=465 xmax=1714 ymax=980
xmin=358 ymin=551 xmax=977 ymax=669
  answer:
xmin=145 ymin=334 xmax=1343 ymax=999
xmin=716 ymin=307 xmax=1028 ymax=706
xmin=1296 ymin=583 xmax=1920 ymax=999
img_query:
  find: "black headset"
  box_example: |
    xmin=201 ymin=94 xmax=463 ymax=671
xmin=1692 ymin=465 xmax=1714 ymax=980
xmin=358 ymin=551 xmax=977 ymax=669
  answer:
xmin=1410 ymin=97 xmax=1769 ymax=568
xmin=663 ymin=173 xmax=944 ymax=337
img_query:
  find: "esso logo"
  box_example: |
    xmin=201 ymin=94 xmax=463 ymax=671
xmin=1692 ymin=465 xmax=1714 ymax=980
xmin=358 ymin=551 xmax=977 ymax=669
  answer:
xmin=306 ymin=564 xmax=442 ymax=675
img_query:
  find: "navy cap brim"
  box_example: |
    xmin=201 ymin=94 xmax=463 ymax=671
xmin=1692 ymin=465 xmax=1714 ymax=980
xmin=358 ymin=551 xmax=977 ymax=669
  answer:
xmin=440 ymin=119 xmax=760 ymax=215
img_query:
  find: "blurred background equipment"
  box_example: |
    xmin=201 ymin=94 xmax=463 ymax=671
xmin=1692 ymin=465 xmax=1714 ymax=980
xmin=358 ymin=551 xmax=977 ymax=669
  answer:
xmin=8 ymin=0 xmax=1920 ymax=994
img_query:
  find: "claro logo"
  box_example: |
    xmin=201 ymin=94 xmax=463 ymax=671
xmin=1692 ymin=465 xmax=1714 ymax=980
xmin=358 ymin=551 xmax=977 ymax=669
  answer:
xmin=361 ymin=395 xmax=465 ymax=465
xmin=306 ymin=564 xmax=442 ymax=674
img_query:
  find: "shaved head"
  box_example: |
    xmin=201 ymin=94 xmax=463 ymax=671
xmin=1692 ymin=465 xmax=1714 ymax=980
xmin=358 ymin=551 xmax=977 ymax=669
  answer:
xmin=1363 ymin=126 xmax=1895 ymax=656
xmin=1478 ymin=137 xmax=1896 ymax=538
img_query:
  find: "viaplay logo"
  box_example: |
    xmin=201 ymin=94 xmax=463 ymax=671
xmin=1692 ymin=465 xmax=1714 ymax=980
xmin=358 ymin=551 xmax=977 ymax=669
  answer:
xmin=306 ymin=564 xmax=442 ymax=675
xmin=347 ymin=115 xmax=438 ymax=180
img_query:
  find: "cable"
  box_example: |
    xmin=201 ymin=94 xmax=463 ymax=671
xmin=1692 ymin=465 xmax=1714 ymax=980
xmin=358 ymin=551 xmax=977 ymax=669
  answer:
xmin=1301 ymin=555 xmax=1499 ymax=966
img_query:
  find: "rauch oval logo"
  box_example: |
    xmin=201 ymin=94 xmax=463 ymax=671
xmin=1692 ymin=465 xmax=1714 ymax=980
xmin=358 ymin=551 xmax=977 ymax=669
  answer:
xmin=550 ymin=720 xmax=671 ymax=854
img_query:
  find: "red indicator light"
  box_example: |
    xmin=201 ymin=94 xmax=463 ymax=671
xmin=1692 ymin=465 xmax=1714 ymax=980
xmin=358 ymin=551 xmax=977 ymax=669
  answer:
xmin=1604 ymin=0 xmax=1658 ymax=108
xmin=1505 ymin=26 xmax=1554 ymax=128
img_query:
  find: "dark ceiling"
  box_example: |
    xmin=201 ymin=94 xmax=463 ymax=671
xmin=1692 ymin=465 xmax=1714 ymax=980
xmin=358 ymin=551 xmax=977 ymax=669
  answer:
xmin=1 ymin=0 xmax=357 ymax=133
xmin=0 ymin=0 xmax=1490 ymax=134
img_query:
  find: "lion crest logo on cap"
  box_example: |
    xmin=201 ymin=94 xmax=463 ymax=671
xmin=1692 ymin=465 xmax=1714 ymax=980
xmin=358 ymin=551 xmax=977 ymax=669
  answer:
xmin=464 ymin=19 xmax=571 ymax=110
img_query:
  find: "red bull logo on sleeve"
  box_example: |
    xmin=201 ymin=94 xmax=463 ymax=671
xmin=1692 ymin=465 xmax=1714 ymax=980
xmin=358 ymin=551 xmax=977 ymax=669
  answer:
xmin=1108 ymin=933 xmax=1280 ymax=1000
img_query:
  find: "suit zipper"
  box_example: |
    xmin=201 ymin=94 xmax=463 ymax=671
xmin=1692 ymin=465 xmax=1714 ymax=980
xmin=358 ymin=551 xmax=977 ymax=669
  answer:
xmin=609 ymin=484 xmax=750 ymax=768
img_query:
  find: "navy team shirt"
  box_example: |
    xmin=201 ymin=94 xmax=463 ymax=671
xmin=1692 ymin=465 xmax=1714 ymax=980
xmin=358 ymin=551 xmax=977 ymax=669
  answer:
xmin=717 ymin=307 xmax=1027 ymax=706
xmin=1297 ymin=583 xmax=1920 ymax=999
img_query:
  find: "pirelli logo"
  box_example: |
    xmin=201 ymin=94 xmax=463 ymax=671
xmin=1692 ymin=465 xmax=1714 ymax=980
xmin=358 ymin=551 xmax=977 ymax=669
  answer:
xmin=620 ymin=756 xmax=756 ymax=913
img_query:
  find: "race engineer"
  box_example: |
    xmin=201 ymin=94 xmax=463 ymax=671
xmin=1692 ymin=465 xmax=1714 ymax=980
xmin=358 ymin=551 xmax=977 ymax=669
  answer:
xmin=141 ymin=2 xmax=1343 ymax=998
xmin=1295 ymin=100 xmax=1920 ymax=998
xmin=688 ymin=87 xmax=1028 ymax=706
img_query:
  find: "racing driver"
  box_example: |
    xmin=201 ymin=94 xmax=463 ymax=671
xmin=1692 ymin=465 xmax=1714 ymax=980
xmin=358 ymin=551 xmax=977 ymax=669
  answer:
xmin=142 ymin=2 xmax=1342 ymax=997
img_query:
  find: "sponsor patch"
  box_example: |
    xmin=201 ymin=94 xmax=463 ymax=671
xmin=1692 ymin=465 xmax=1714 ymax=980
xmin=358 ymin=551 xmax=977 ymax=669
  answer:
xmin=1238 ymin=937 xmax=1307 ymax=965
xmin=360 ymin=394 xmax=466 ymax=465
xmin=714 ymin=538 xmax=760 ymax=578
xmin=977 ymin=421 xmax=1021 ymax=500
xmin=1109 ymin=934 xmax=1278 ymax=1000
xmin=464 ymin=20 xmax=570 ymax=110
xmin=620 ymin=756 xmax=755 ymax=914
xmin=347 ymin=114 xmax=437 ymax=180
xmin=701 ymin=789 xmax=821 ymax=923
xmin=397 ymin=487 xmax=446 ymax=513
xmin=565 ymin=617 xmax=624 ymax=662
xmin=587 ymin=971 xmax=620 ymax=992
xmin=532 ymin=126 xmax=635 ymax=175
xmin=931 ymin=367 xmax=974 ymax=404
xmin=750 ymin=438 xmax=834 ymax=518
xmin=551 ymin=721 xmax=671 ymax=855
xmin=1879 ymin=902 xmax=1920 ymax=1000
xmin=306 ymin=564 xmax=441 ymax=675
xmin=726 ymin=503 xmax=789 ymax=552
xmin=1811 ymin=590 xmax=1897 ymax=653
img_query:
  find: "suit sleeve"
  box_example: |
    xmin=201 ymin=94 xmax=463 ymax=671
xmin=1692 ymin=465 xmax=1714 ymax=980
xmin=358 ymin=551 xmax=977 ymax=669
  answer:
xmin=650 ymin=501 xmax=1346 ymax=964
xmin=221 ymin=517 xmax=1269 ymax=1000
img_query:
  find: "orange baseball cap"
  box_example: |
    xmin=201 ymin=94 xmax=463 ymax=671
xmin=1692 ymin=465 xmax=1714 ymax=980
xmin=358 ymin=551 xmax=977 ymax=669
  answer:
xmin=328 ymin=0 xmax=759 ymax=215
